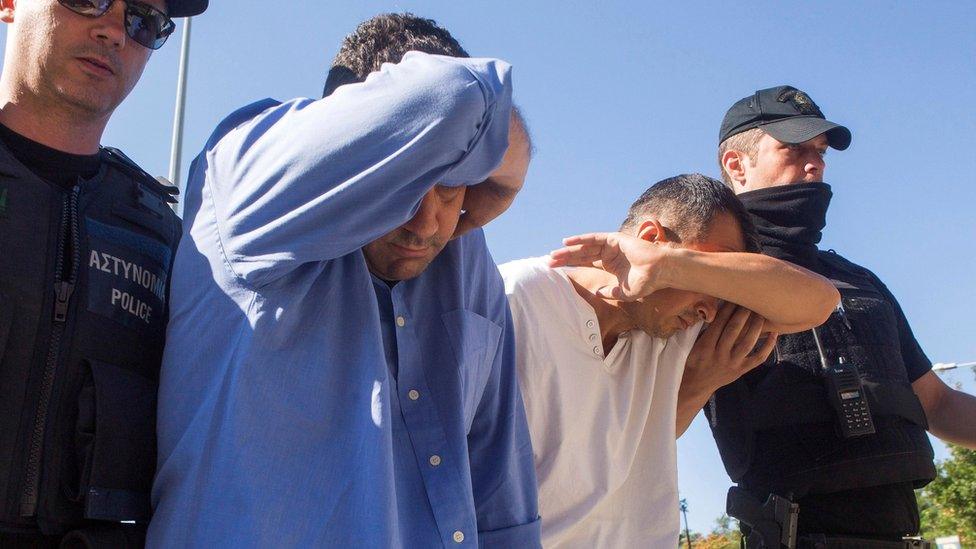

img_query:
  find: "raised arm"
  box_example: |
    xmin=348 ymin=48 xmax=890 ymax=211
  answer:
xmin=659 ymin=247 xmax=838 ymax=333
xmin=200 ymin=52 xmax=514 ymax=287
xmin=549 ymin=232 xmax=839 ymax=333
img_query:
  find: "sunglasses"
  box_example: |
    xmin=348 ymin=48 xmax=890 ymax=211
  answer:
xmin=58 ymin=0 xmax=176 ymax=50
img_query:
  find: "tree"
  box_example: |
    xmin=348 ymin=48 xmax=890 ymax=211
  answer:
xmin=917 ymin=443 xmax=976 ymax=544
xmin=678 ymin=514 xmax=742 ymax=549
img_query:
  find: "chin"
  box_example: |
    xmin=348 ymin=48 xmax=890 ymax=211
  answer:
xmin=60 ymin=87 xmax=120 ymax=117
xmin=657 ymin=328 xmax=681 ymax=339
xmin=382 ymin=260 xmax=433 ymax=282
xmin=640 ymin=324 xmax=675 ymax=339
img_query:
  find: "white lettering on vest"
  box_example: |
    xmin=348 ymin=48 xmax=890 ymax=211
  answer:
xmin=110 ymin=287 xmax=152 ymax=324
xmin=89 ymin=248 xmax=167 ymax=302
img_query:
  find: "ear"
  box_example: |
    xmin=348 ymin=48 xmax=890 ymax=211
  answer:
xmin=721 ymin=149 xmax=749 ymax=188
xmin=0 ymin=0 xmax=15 ymax=24
xmin=635 ymin=218 xmax=670 ymax=244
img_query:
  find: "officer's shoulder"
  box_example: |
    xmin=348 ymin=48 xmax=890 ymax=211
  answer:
xmin=818 ymin=248 xmax=885 ymax=281
xmin=100 ymin=146 xmax=179 ymax=205
xmin=819 ymin=248 xmax=864 ymax=271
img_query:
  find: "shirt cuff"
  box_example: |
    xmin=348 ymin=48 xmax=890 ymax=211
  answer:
xmin=477 ymin=516 xmax=541 ymax=548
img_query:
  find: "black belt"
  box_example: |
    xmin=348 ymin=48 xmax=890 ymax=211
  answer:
xmin=797 ymin=534 xmax=932 ymax=549
xmin=727 ymin=487 xmax=932 ymax=549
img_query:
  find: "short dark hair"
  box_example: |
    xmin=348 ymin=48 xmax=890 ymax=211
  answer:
xmin=323 ymin=13 xmax=469 ymax=97
xmin=717 ymin=128 xmax=764 ymax=187
xmin=620 ymin=173 xmax=759 ymax=252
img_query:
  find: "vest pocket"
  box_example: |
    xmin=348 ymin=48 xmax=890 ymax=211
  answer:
xmin=74 ymin=359 xmax=156 ymax=522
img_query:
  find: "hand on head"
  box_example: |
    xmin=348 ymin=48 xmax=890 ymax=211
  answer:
xmin=548 ymin=231 xmax=670 ymax=301
xmin=684 ymin=302 xmax=778 ymax=393
xmin=452 ymin=109 xmax=531 ymax=238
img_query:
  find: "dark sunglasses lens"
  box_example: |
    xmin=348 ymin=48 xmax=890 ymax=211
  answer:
xmin=124 ymin=4 xmax=175 ymax=50
xmin=58 ymin=0 xmax=113 ymax=16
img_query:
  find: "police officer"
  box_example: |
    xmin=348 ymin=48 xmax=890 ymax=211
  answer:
xmin=709 ymin=85 xmax=976 ymax=548
xmin=0 ymin=0 xmax=208 ymax=547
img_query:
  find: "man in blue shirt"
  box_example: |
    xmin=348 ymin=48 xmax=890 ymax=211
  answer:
xmin=149 ymin=15 xmax=539 ymax=548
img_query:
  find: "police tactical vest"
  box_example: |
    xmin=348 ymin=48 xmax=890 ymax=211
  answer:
xmin=0 ymin=142 xmax=180 ymax=535
xmin=707 ymin=250 xmax=935 ymax=498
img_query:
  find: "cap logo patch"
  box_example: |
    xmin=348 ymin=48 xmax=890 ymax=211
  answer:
xmin=778 ymin=88 xmax=824 ymax=117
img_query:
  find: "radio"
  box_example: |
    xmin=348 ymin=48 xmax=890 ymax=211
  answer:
xmin=811 ymin=327 xmax=876 ymax=438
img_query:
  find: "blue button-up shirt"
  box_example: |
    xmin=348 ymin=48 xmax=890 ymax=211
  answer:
xmin=149 ymin=52 xmax=539 ymax=548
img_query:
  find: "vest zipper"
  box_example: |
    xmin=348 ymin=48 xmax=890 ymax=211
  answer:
xmin=20 ymin=185 xmax=80 ymax=517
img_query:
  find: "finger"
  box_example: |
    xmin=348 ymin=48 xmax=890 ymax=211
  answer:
xmin=696 ymin=301 xmax=736 ymax=349
xmin=594 ymin=285 xmax=639 ymax=302
xmin=717 ymin=306 xmax=752 ymax=355
xmin=561 ymin=233 xmax=614 ymax=246
xmin=731 ymin=313 xmax=766 ymax=359
xmin=548 ymin=253 xmax=605 ymax=268
xmin=549 ymin=244 xmax=606 ymax=263
xmin=743 ymin=332 xmax=778 ymax=372
xmin=547 ymin=256 xmax=601 ymax=269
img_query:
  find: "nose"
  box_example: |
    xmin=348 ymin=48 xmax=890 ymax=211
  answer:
xmin=401 ymin=191 xmax=440 ymax=241
xmin=804 ymin=153 xmax=825 ymax=178
xmin=696 ymin=296 xmax=720 ymax=324
xmin=90 ymin=1 xmax=128 ymax=49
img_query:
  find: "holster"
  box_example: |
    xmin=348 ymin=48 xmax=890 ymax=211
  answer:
xmin=727 ymin=487 xmax=798 ymax=549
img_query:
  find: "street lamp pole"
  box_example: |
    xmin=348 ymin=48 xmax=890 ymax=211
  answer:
xmin=168 ymin=16 xmax=193 ymax=213
xmin=680 ymin=498 xmax=692 ymax=549
xmin=932 ymin=361 xmax=976 ymax=373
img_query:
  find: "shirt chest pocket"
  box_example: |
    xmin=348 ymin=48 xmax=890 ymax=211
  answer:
xmin=442 ymin=309 xmax=502 ymax=433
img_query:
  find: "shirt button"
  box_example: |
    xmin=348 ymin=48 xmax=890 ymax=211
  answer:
xmin=453 ymin=531 xmax=465 ymax=543
xmin=586 ymin=319 xmax=595 ymax=328
xmin=588 ymin=333 xmax=597 ymax=342
xmin=429 ymin=455 xmax=442 ymax=467
xmin=408 ymin=389 xmax=420 ymax=401
xmin=592 ymin=346 xmax=602 ymax=355
xmin=396 ymin=316 xmax=406 ymax=327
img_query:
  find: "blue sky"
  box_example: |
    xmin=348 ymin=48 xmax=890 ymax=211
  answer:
xmin=4 ymin=0 xmax=974 ymax=535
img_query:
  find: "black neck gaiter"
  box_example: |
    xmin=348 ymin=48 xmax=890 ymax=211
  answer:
xmin=737 ymin=182 xmax=833 ymax=270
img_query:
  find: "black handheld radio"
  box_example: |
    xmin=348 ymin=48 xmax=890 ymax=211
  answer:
xmin=810 ymin=325 xmax=876 ymax=438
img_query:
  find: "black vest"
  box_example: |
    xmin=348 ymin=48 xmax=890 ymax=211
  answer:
xmin=707 ymin=250 xmax=935 ymax=498
xmin=0 ymin=143 xmax=180 ymax=535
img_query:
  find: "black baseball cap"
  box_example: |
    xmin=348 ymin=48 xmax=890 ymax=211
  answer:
xmin=719 ymin=85 xmax=851 ymax=150
xmin=167 ymin=0 xmax=208 ymax=17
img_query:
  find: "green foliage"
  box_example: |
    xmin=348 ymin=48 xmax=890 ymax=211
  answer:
xmin=678 ymin=514 xmax=742 ymax=549
xmin=917 ymin=443 xmax=976 ymax=544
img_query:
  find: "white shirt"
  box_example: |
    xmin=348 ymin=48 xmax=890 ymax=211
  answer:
xmin=500 ymin=257 xmax=701 ymax=548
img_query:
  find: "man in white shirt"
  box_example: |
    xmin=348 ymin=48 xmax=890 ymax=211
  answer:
xmin=500 ymin=173 xmax=840 ymax=547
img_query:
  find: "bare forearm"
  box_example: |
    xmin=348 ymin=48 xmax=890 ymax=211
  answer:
xmin=662 ymin=250 xmax=839 ymax=333
xmin=928 ymin=387 xmax=976 ymax=449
